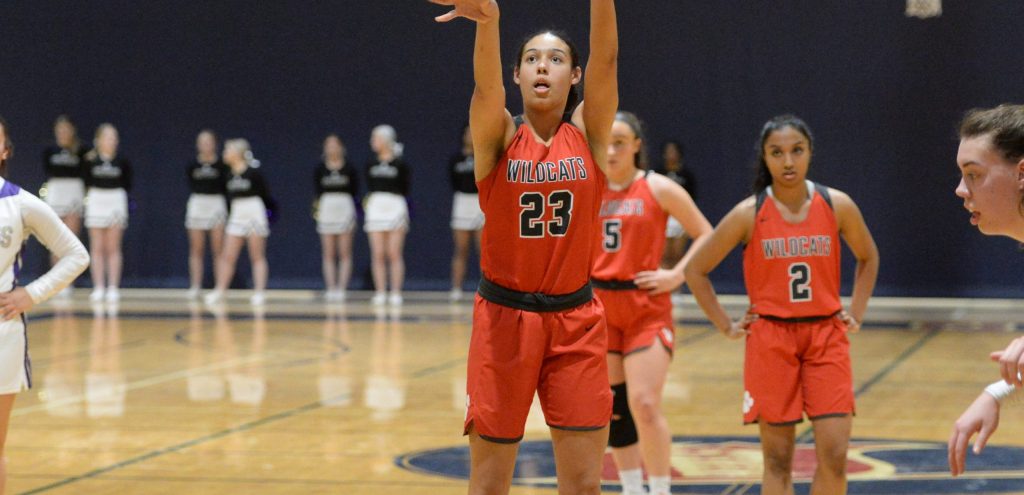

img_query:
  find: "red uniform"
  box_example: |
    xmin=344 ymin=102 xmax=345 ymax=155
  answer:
xmin=592 ymin=171 xmax=674 ymax=356
xmin=741 ymin=181 xmax=853 ymax=425
xmin=466 ymin=116 xmax=610 ymax=443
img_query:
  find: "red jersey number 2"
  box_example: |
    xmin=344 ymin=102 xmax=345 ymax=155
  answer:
xmin=519 ymin=191 xmax=574 ymax=238
xmin=788 ymin=262 xmax=812 ymax=302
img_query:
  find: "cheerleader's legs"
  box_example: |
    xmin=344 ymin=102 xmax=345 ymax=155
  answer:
xmin=214 ymin=235 xmax=245 ymax=293
xmin=246 ymin=234 xmax=267 ymax=293
xmin=386 ymin=229 xmax=406 ymax=293
xmin=338 ymin=232 xmax=353 ymax=292
xmin=104 ymin=227 xmax=124 ymax=290
xmin=368 ymin=232 xmax=388 ymax=293
xmin=320 ymin=234 xmax=338 ymax=291
xmin=88 ymin=228 xmax=107 ymax=290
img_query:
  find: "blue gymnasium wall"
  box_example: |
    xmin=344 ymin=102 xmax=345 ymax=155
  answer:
xmin=2 ymin=1 xmax=1023 ymax=296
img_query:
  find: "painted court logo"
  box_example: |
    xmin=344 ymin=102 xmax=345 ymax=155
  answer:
xmin=396 ymin=436 xmax=1024 ymax=493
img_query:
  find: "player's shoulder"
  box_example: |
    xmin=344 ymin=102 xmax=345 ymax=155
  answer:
xmin=735 ymin=195 xmax=758 ymax=214
xmin=816 ymin=183 xmax=857 ymax=213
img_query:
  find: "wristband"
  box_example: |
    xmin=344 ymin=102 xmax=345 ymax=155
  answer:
xmin=985 ymin=380 xmax=1017 ymax=403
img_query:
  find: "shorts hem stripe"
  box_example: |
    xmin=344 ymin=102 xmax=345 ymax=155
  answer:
xmin=744 ymin=417 xmax=804 ymax=426
xmin=809 ymin=412 xmax=852 ymax=421
xmin=478 ymin=434 xmax=523 ymax=444
xmin=547 ymin=423 xmax=607 ymax=432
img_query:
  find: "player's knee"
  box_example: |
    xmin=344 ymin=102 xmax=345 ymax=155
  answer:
xmin=762 ymin=447 xmax=793 ymax=476
xmin=609 ymin=383 xmax=638 ymax=448
xmin=816 ymin=445 xmax=848 ymax=476
xmin=627 ymin=389 xmax=661 ymax=426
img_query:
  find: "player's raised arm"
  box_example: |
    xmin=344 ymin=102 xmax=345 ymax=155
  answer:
xmin=573 ymin=0 xmax=618 ymax=173
xmin=431 ymin=0 xmax=512 ymax=181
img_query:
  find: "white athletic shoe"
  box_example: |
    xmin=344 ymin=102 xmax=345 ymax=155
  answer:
xmin=56 ymin=286 xmax=73 ymax=300
xmin=370 ymin=292 xmax=387 ymax=306
xmin=250 ymin=292 xmax=266 ymax=306
xmin=105 ymin=288 xmax=120 ymax=303
xmin=326 ymin=289 xmax=346 ymax=303
xmin=89 ymin=288 xmax=106 ymax=303
xmin=186 ymin=286 xmax=201 ymax=300
xmin=204 ymin=290 xmax=224 ymax=305
xmin=388 ymin=292 xmax=403 ymax=306
xmin=449 ymin=288 xmax=463 ymax=302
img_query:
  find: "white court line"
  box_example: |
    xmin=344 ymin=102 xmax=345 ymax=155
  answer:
xmin=13 ymin=354 xmax=266 ymax=417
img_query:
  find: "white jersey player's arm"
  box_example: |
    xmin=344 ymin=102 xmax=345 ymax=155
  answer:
xmin=20 ymin=192 xmax=89 ymax=303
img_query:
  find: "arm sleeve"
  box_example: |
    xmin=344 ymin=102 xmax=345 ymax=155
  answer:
xmin=20 ymin=193 xmax=89 ymax=303
xmin=349 ymin=167 xmax=360 ymax=198
xmin=123 ymin=159 xmax=133 ymax=193
xmin=449 ymin=156 xmax=458 ymax=190
xmin=41 ymin=149 xmax=50 ymax=176
xmin=79 ymin=158 xmax=91 ymax=186
xmin=401 ymin=160 xmax=411 ymax=197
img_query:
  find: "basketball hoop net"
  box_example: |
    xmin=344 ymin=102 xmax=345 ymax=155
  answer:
xmin=906 ymin=0 xmax=942 ymax=19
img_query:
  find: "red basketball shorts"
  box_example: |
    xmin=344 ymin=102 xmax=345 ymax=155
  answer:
xmin=742 ymin=315 xmax=854 ymax=425
xmin=596 ymin=288 xmax=674 ymax=357
xmin=465 ymin=295 xmax=612 ymax=443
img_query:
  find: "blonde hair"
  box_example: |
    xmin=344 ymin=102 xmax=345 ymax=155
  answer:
xmin=372 ymin=124 xmax=404 ymax=158
xmin=225 ymin=138 xmax=260 ymax=168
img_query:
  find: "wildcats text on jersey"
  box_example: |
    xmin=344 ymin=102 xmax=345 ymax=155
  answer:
xmin=506 ymin=157 xmax=587 ymax=184
xmin=599 ymin=198 xmax=644 ymax=217
xmin=761 ymin=235 xmax=832 ymax=259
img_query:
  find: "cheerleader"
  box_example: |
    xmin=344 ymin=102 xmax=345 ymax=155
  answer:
xmin=0 ymin=116 xmax=90 ymax=495
xmin=184 ymin=130 xmax=229 ymax=299
xmin=83 ymin=124 xmax=132 ymax=303
xmin=41 ymin=116 xmax=86 ymax=297
xmin=364 ymin=125 xmax=410 ymax=306
xmin=448 ymin=124 xmax=483 ymax=301
xmin=314 ymin=134 xmax=358 ymax=302
xmin=205 ymin=139 xmax=271 ymax=306
xmin=42 ymin=115 xmax=86 ymax=235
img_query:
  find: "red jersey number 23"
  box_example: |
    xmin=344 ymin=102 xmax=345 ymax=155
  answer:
xmin=519 ymin=191 xmax=573 ymax=238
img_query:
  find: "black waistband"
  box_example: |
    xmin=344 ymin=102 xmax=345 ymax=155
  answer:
xmin=590 ymin=278 xmax=640 ymax=291
xmin=478 ymin=277 xmax=593 ymax=313
xmin=758 ymin=311 xmax=840 ymax=323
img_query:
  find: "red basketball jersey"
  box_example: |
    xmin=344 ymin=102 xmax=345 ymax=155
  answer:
xmin=592 ymin=171 xmax=668 ymax=280
xmin=478 ymin=117 xmax=605 ymax=294
xmin=743 ymin=182 xmax=841 ymax=318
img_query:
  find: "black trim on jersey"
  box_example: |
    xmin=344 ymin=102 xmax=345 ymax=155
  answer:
xmin=758 ymin=310 xmax=840 ymax=323
xmin=512 ymin=113 xmax=577 ymax=131
xmin=755 ymin=189 xmax=768 ymax=213
xmin=814 ymin=182 xmax=833 ymax=209
xmin=477 ymin=277 xmax=592 ymax=313
xmin=591 ymin=278 xmax=639 ymax=291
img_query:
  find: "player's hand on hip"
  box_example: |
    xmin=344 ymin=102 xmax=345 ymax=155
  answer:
xmin=839 ymin=310 xmax=861 ymax=333
xmin=429 ymin=0 xmax=498 ymax=23
xmin=948 ymin=392 xmax=1000 ymax=477
xmin=634 ymin=269 xmax=682 ymax=295
xmin=991 ymin=336 xmax=1024 ymax=387
xmin=721 ymin=308 xmax=757 ymax=340
xmin=0 ymin=287 xmax=35 ymax=320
